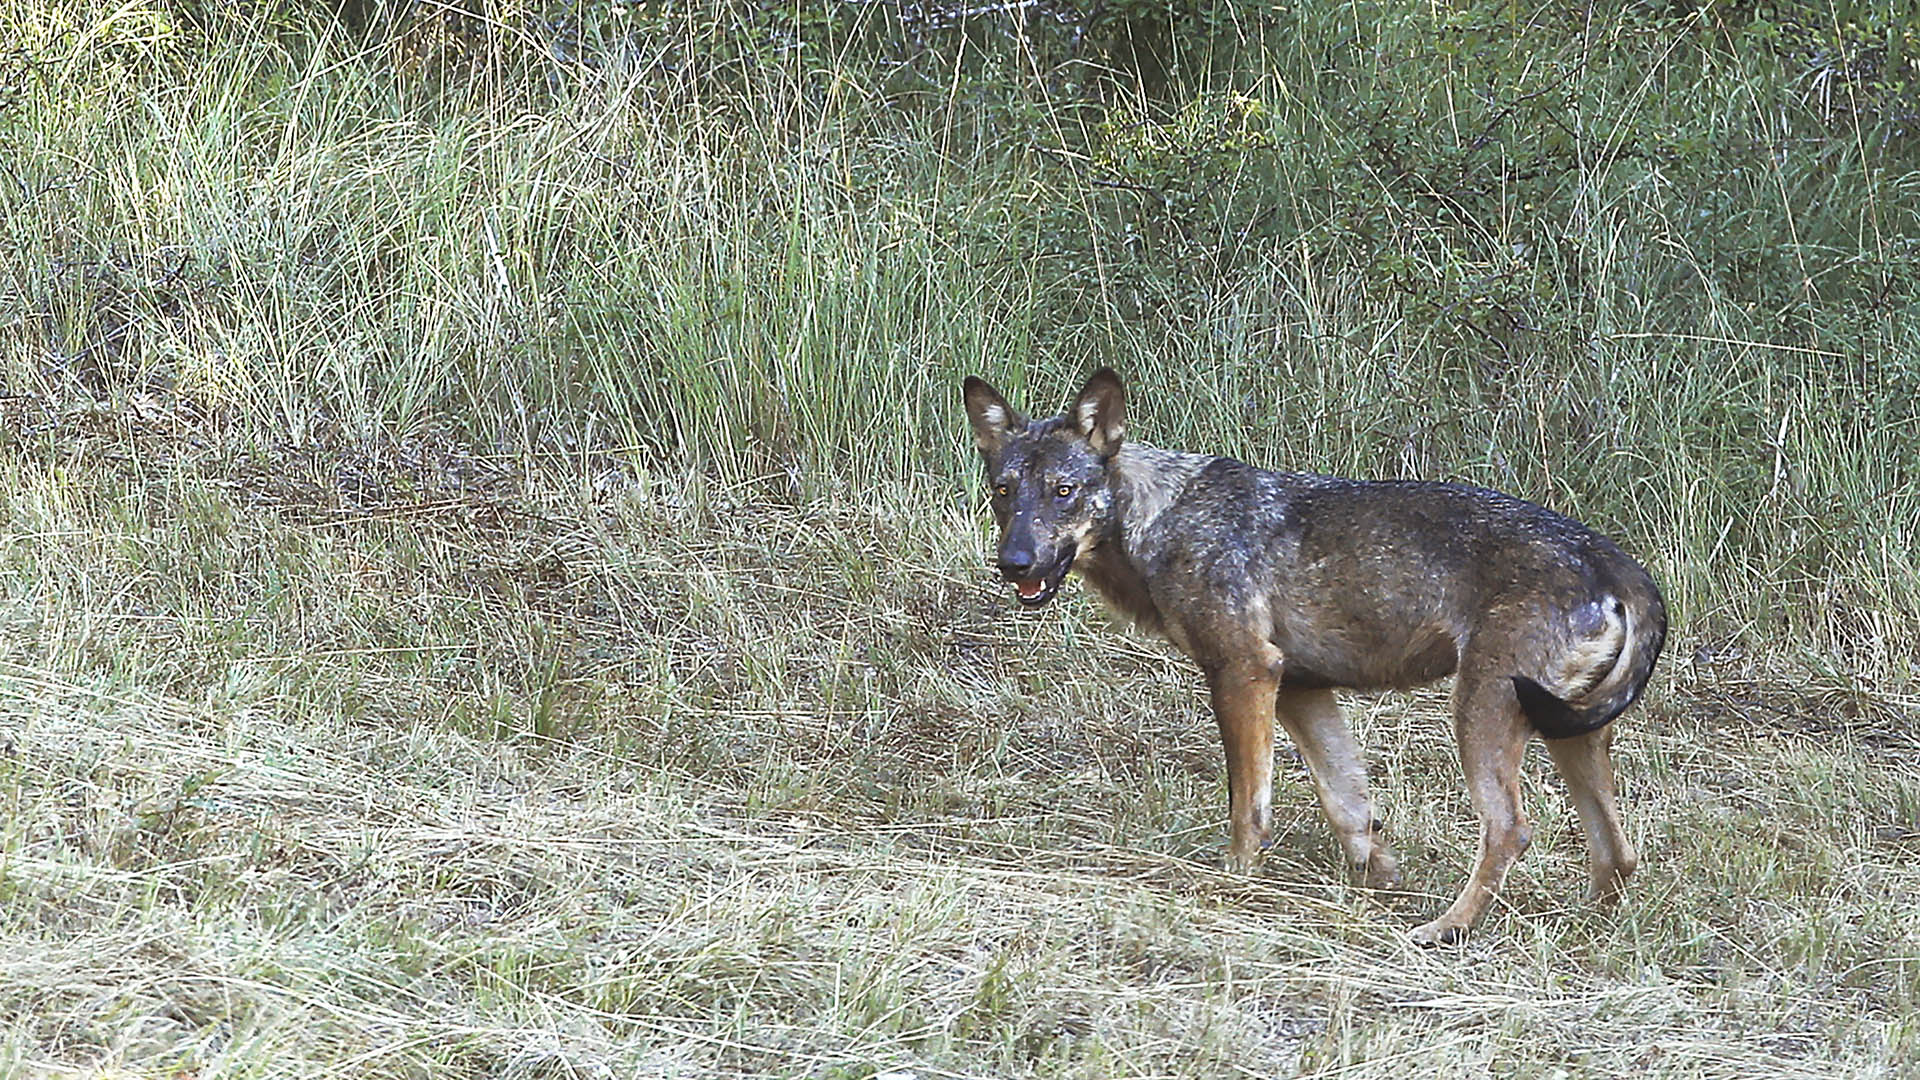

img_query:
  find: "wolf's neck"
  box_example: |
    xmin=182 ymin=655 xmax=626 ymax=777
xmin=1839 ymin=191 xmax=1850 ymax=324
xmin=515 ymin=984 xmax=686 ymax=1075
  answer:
xmin=1110 ymin=443 xmax=1211 ymax=538
xmin=1076 ymin=443 xmax=1210 ymax=635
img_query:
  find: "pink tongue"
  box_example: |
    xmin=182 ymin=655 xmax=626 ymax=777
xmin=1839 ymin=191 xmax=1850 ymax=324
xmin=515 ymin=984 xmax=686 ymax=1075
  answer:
xmin=1017 ymin=580 xmax=1045 ymax=599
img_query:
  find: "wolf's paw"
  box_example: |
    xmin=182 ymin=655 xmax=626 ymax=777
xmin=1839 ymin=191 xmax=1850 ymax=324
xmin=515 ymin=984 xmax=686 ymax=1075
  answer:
xmin=1408 ymin=918 xmax=1470 ymax=947
xmin=1585 ymin=859 xmax=1637 ymax=906
xmin=1361 ymin=859 xmax=1404 ymax=892
xmin=1221 ymin=851 xmax=1262 ymax=874
xmin=1219 ymin=838 xmax=1272 ymax=874
xmin=1353 ymin=848 xmax=1403 ymax=891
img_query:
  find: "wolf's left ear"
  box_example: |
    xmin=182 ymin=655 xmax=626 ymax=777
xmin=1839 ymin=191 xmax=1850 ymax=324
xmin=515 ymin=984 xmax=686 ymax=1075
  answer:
xmin=963 ymin=376 xmax=1027 ymax=455
xmin=1071 ymin=368 xmax=1125 ymax=457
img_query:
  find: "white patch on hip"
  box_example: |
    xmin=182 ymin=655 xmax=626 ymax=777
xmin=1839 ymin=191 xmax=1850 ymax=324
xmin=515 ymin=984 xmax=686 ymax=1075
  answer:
xmin=1553 ymin=596 xmax=1631 ymax=702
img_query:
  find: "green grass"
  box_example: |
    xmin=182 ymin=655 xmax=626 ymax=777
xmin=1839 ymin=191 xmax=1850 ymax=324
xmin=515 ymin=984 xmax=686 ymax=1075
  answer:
xmin=2 ymin=1 xmax=1918 ymax=1076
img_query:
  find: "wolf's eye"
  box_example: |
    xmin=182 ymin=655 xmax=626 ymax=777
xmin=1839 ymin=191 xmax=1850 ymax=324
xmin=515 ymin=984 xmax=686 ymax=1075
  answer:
xmin=993 ymin=483 xmax=1011 ymax=498
xmin=1054 ymin=483 xmax=1075 ymax=499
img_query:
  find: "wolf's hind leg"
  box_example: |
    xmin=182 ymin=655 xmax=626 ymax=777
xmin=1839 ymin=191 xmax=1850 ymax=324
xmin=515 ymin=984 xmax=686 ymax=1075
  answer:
xmin=1410 ymin=672 xmax=1533 ymax=946
xmin=1543 ymin=723 xmax=1638 ymax=903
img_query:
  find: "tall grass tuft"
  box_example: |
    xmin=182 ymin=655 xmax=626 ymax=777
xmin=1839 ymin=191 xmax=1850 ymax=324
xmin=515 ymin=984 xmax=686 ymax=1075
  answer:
xmin=3 ymin=4 xmax=1920 ymax=1077
xmin=2 ymin=2 xmax=1915 ymax=664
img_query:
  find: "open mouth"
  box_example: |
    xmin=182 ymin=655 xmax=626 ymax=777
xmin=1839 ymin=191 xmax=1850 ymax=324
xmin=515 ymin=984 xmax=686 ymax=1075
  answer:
xmin=1009 ymin=554 xmax=1075 ymax=608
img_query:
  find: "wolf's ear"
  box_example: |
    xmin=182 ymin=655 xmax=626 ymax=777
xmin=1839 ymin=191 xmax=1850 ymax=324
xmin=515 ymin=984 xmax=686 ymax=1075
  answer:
xmin=963 ymin=376 xmax=1026 ymax=455
xmin=1070 ymin=368 xmax=1125 ymax=457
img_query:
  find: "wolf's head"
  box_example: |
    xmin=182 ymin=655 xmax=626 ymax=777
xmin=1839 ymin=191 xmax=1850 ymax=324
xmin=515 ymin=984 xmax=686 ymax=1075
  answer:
xmin=961 ymin=369 xmax=1125 ymax=608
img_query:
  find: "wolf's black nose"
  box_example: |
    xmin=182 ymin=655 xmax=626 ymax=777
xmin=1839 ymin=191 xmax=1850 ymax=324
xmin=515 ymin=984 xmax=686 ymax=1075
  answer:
xmin=997 ymin=550 xmax=1036 ymax=580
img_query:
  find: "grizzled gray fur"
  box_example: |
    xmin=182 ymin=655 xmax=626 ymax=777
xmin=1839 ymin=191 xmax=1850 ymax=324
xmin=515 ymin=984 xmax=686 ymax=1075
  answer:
xmin=964 ymin=368 xmax=1666 ymax=945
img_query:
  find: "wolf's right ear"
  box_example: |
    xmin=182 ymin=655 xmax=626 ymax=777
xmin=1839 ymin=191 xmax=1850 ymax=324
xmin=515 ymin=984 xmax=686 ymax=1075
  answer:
xmin=963 ymin=376 xmax=1026 ymax=455
xmin=1070 ymin=368 xmax=1125 ymax=458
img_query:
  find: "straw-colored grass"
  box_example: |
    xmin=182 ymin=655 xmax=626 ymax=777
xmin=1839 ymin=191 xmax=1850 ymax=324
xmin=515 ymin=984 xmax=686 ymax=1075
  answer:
xmin=2 ymin=412 xmax=1915 ymax=1077
xmin=2 ymin=1 xmax=1917 ymax=1076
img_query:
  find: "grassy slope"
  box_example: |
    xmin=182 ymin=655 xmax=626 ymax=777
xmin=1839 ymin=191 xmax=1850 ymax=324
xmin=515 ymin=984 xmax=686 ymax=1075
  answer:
xmin=2 ymin=427 xmax=1915 ymax=1078
xmin=3 ymin=2 xmax=1919 ymax=1077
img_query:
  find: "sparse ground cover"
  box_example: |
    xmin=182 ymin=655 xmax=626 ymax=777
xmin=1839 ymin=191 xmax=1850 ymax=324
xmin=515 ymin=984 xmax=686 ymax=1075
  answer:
xmin=3 ymin=1 xmax=1918 ymax=1077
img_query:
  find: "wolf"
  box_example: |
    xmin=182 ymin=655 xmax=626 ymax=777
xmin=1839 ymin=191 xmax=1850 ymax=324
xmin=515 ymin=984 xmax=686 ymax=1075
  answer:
xmin=962 ymin=368 xmax=1666 ymax=944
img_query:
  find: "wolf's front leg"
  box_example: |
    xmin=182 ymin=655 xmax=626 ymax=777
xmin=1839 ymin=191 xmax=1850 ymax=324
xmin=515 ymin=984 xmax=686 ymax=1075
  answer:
xmin=1275 ymin=687 xmax=1404 ymax=889
xmin=1206 ymin=661 xmax=1280 ymax=872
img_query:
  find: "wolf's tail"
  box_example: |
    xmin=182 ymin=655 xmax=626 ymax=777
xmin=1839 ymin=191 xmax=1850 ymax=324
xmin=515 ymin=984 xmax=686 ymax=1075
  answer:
xmin=1512 ymin=586 xmax=1667 ymax=741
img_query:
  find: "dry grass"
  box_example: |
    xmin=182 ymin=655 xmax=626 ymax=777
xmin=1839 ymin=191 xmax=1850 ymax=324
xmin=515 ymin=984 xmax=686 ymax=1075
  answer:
xmin=3 ymin=4 xmax=1917 ymax=1074
xmin=2 ymin=406 xmax=1915 ymax=1079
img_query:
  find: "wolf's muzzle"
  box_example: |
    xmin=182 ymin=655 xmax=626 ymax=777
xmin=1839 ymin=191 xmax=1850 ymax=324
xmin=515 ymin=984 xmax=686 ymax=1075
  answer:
xmin=997 ymin=544 xmax=1076 ymax=607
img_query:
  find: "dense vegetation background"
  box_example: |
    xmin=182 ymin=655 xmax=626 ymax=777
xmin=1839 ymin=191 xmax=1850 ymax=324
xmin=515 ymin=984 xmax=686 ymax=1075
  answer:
xmin=1 ymin=1 xmax=1917 ymax=1076
xmin=10 ymin=0 xmax=1920 ymax=665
